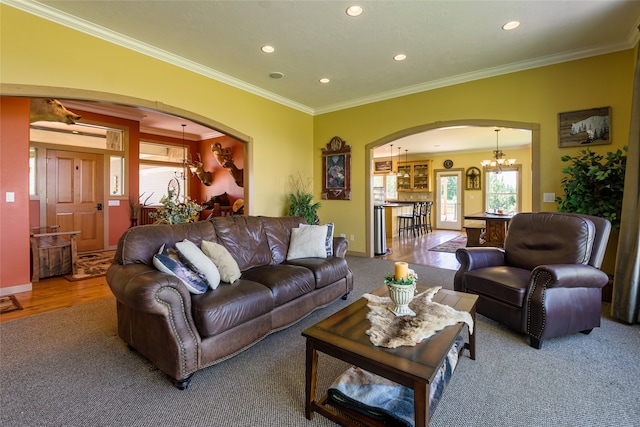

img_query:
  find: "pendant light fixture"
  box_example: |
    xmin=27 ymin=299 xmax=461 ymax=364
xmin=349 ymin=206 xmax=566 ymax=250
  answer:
xmin=403 ymin=149 xmax=410 ymax=178
xmin=388 ymin=144 xmax=396 ymax=176
xmin=481 ymin=128 xmax=516 ymax=174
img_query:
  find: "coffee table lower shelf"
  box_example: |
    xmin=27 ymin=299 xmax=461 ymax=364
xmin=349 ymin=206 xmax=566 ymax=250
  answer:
xmin=302 ymin=287 xmax=478 ymax=427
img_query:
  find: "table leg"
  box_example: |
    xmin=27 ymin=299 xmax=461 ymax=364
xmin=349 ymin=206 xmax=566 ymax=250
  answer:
xmin=305 ymin=339 xmax=318 ymax=420
xmin=414 ymin=380 xmax=430 ymax=427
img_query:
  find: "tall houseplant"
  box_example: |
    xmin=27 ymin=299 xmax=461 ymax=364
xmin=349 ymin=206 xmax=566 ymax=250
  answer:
xmin=556 ymin=147 xmax=627 ymax=230
xmin=287 ymin=173 xmax=320 ymax=225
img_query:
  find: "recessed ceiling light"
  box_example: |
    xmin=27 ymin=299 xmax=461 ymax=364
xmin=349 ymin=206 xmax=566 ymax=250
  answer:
xmin=393 ymin=54 xmax=407 ymax=61
xmin=502 ymin=21 xmax=520 ymax=31
xmin=346 ymin=6 xmax=363 ymax=17
xmin=261 ymin=45 xmax=275 ymax=53
xmin=319 ymin=78 xmax=330 ymax=84
xmin=269 ymin=72 xmax=284 ymax=79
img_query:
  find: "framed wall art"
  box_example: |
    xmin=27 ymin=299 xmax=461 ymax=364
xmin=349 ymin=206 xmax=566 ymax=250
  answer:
xmin=321 ymin=136 xmax=351 ymax=200
xmin=558 ymin=106 xmax=611 ymax=148
xmin=465 ymin=167 xmax=481 ymax=190
xmin=374 ymin=160 xmax=392 ymax=173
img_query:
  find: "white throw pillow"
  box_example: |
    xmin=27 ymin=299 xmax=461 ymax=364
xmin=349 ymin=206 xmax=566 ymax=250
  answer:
xmin=287 ymin=225 xmax=329 ymax=260
xmin=300 ymin=223 xmax=334 ymax=256
xmin=175 ymin=239 xmax=221 ymax=290
xmin=201 ymin=240 xmax=242 ymax=283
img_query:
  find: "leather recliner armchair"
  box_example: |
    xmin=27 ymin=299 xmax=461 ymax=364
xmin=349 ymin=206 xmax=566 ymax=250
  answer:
xmin=454 ymin=212 xmax=611 ymax=349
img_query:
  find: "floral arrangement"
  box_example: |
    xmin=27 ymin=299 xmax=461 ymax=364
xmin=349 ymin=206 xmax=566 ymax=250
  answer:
xmin=149 ymin=190 xmax=202 ymax=224
xmin=384 ymin=269 xmax=418 ymax=286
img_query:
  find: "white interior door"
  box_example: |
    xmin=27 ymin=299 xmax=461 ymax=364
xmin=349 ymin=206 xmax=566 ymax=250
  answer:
xmin=436 ymin=170 xmax=462 ymax=230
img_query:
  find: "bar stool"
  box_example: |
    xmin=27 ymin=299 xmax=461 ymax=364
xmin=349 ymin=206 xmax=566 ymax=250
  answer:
xmin=421 ymin=201 xmax=433 ymax=233
xmin=398 ymin=203 xmax=421 ymax=237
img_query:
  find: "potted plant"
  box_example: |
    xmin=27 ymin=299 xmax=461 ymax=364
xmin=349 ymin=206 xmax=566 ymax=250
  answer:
xmin=149 ymin=190 xmax=202 ymax=224
xmin=556 ymin=147 xmax=627 ymax=230
xmin=384 ymin=263 xmax=418 ymax=317
xmin=287 ymin=173 xmax=321 ymax=225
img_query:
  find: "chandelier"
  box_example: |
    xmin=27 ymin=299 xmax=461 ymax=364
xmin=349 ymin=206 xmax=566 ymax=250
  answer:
xmin=481 ymin=128 xmax=515 ymax=174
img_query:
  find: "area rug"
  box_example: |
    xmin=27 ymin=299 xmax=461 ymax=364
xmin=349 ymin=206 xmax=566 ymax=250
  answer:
xmin=428 ymin=236 xmax=467 ymax=253
xmin=0 ymin=295 xmax=22 ymax=314
xmin=64 ymin=250 xmax=116 ymax=281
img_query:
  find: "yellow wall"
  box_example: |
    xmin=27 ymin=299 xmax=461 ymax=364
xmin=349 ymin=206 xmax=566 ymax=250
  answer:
xmin=0 ymin=5 xmax=636 ymax=279
xmin=0 ymin=5 xmax=313 ymax=218
xmin=315 ymin=50 xmax=634 ymax=254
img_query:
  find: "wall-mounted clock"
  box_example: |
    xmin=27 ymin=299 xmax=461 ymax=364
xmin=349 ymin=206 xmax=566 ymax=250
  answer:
xmin=443 ymin=159 xmax=454 ymax=169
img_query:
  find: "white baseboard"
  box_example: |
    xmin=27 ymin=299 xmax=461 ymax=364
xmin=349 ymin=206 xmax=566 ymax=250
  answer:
xmin=0 ymin=282 xmax=32 ymax=296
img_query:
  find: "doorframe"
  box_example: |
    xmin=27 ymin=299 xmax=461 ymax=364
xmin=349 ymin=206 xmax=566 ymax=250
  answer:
xmin=435 ymin=168 xmax=463 ymax=230
xmin=364 ymin=119 xmax=540 ymax=257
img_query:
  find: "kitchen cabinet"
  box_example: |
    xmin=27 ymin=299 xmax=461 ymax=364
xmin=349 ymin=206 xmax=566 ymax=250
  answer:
xmin=397 ymin=160 xmax=432 ymax=192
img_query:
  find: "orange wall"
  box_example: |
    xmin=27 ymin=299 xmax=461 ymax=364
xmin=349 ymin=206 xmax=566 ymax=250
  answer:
xmin=1 ymin=97 xmax=31 ymax=291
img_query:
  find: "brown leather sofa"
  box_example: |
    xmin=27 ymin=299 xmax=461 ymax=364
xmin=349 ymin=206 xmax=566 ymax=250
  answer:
xmin=107 ymin=215 xmax=353 ymax=389
xmin=454 ymin=212 xmax=611 ymax=349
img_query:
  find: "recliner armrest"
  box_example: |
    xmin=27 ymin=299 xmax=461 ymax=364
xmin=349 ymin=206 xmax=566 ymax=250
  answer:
xmin=531 ymin=264 xmax=609 ymax=290
xmin=455 ymin=247 xmax=506 ymax=271
xmin=333 ymin=236 xmax=348 ymax=258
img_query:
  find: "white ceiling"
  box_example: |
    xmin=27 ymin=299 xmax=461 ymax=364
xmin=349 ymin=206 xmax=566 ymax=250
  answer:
xmin=13 ymin=0 xmax=640 ymax=154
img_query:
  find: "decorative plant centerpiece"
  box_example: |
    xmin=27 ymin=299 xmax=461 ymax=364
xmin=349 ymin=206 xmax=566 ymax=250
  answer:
xmin=384 ymin=262 xmax=418 ymax=316
xmin=149 ymin=190 xmax=202 ymax=224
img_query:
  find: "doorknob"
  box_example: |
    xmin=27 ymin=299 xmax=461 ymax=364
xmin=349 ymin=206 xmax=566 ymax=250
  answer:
xmin=97 ymin=203 xmax=103 ymax=211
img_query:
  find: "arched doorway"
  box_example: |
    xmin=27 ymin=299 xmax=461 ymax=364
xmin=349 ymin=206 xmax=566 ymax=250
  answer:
xmin=364 ymin=119 xmax=540 ymax=258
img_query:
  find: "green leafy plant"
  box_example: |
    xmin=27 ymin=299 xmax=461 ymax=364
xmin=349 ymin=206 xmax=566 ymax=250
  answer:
xmin=556 ymin=147 xmax=627 ymax=229
xmin=149 ymin=190 xmax=202 ymax=224
xmin=287 ymin=173 xmax=321 ymax=225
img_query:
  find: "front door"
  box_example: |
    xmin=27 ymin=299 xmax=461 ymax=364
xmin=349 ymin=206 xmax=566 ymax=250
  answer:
xmin=46 ymin=150 xmax=104 ymax=252
xmin=435 ymin=170 xmax=462 ymax=230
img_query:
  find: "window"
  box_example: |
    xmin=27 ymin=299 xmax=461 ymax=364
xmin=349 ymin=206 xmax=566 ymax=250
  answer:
xmin=29 ymin=147 xmax=37 ymax=196
xmin=372 ymin=174 xmax=397 ymax=201
xmin=485 ymin=166 xmax=521 ymax=213
xmin=139 ymin=141 xmax=188 ymax=205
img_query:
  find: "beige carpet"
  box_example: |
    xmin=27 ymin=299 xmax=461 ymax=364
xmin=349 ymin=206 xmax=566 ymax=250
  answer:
xmin=64 ymin=250 xmax=115 ymax=281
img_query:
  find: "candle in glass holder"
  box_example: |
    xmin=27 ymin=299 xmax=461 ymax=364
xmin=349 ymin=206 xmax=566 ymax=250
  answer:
xmin=394 ymin=261 xmax=408 ymax=280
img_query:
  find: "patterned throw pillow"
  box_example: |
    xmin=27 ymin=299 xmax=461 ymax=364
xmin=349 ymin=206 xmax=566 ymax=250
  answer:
xmin=299 ymin=223 xmax=334 ymax=256
xmin=153 ymin=251 xmax=208 ymax=294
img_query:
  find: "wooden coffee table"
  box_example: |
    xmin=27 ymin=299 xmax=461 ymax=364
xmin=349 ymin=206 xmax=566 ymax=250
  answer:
xmin=302 ymin=287 xmax=478 ymax=427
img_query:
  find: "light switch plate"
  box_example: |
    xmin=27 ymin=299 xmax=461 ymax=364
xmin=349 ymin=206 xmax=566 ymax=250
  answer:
xmin=5 ymin=192 xmax=15 ymax=203
xmin=543 ymin=192 xmax=555 ymax=203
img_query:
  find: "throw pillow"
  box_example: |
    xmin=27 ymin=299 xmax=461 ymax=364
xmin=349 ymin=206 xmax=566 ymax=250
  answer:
xmin=300 ymin=223 xmax=334 ymax=256
xmin=176 ymin=239 xmax=221 ymax=290
xmin=201 ymin=240 xmax=242 ymax=283
xmin=287 ymin=225 xmax=329 ymax=260
xmin=153 ymin=253 xmax=208 ymax=294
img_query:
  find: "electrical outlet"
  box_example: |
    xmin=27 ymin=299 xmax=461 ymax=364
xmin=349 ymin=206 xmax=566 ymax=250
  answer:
xmin=543 ymin=192 xmax=556 ymax=203
xmin=350 ymin=234 xmax=355 ymax=241
xmin=339 ymin=233 xmax=346 ymax=238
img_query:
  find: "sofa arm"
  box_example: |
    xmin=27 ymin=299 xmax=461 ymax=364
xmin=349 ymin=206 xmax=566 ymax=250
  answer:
xmin=106 ymin=263 xmax=201 ymax=382
xmin=530 ymin=264 xmax=609 ymax=290
xmin=333 ymin=236 xmax=348 ymax=258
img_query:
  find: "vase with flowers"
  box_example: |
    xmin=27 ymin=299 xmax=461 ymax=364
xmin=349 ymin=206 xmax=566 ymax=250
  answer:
xmin=384 ymin=262 xmax=418 ymax=317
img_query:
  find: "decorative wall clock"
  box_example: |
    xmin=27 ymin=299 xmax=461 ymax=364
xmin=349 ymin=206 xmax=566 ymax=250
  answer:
xmin=443 ymin=159 xmax=454 ymax=169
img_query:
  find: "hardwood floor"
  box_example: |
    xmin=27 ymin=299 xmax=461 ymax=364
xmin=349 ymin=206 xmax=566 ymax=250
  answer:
xmin=0 ymin=230 xmax=463 ymax=323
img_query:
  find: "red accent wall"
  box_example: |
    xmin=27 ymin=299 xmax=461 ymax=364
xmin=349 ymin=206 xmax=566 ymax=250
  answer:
xmin=0 ymin=97 xmax=31 ymax=291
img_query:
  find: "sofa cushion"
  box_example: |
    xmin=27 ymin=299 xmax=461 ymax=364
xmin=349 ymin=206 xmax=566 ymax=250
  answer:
xmin=241 ymin=265 xmax=316 ymax=306
xmin=211 ymin=216 xmax=273 ymax=271
xmin=300 ymin=222 xmax=334 ymax=256
xmin=176 ymin=239 xmax=221 ymax=289
xmin=152 ymin=253 xmax=208 ymax=294
xmin=286 ymin=257 xmax=350 ymax=288
xmin=201 ymin=240 xmax=242 ymax=283
xmin=191 ymin=280 xmax=274 ymax=337
xmin=260 ymin=216 xmax=306 ymax=264
xmin=287 ymin=225 xmax=328 ymax=260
